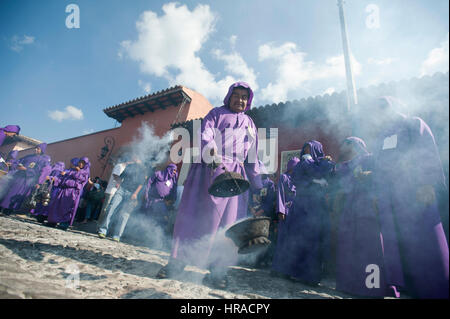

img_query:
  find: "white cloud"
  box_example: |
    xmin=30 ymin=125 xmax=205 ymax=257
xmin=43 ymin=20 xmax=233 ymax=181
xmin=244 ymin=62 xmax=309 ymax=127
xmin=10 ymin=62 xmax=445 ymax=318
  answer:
xmin=138 ymin=80 xmax=152 ymax=94
xmin=10 ymin=35 xmax=35 ymax=52
xmin=213 ymin=48 xmax=258 ymax=92
xmin=48 ymin=106 xmax=84 ymax=122
xmin=323 ymin=87 xmax=336 ymax=95
xmin=367 ymin=57 xmax=398 ymax=66
xmin=420 ymin=33 xmax=449 ymax=76
xmin=258 ymin=42 xmax=361 ymax=102
xmin=229 ymin=35 xmax=237 ymax=49
xmin=82 ymin=128 xmax=95 ymax=135
xmin=119 ymin=3 xmax=257 ymax=105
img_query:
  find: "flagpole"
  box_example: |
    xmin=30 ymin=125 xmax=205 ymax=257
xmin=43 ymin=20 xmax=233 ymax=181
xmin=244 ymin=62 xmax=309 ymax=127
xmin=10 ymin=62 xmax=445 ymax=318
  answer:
xmin=337 ymin=0 xmax=358 ymax=113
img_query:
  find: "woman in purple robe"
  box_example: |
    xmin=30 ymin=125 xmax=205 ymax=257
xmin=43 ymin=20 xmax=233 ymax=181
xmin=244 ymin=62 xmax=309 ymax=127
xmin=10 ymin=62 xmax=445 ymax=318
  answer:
xmin=0 ymin=125 xmax=20 ymax=147
xmin=46 ymin=157 xmax=90 ymax=230
xmin=33 ymin=161 xmax=66 ymax=222
xmin=281 ymin=140 xmax=335 ymax=286
xmin=271 ymin=157 xmax=300 ymax=277
xmin=143 ymin=163 xmax=178 ymax=231
xmin=370 ymin=96 xmax=449 ymax=299
xmin=333 ymin=137 xmax=401 ymax=297
xmin=156 ymin=82 xmax=263 ymax=288
xmin=0 ymin=143 xmax=51 ymax=214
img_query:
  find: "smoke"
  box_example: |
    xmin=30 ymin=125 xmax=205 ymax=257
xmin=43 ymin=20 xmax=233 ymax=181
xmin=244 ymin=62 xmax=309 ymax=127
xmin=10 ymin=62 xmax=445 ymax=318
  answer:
xmin=0 ymin=174 xmax=14 ymax=200
xmin=128 ymin=121 xmax=174 ymax=168
xmin=105 ymin=122 xmax=176 ymax=250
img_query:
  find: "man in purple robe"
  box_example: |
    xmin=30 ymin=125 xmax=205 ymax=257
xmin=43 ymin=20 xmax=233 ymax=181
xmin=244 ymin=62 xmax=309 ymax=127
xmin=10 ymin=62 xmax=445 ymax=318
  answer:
xmin=33 ymin=161 xmax=66 ymax=223
xmin=271 ymin=156 xmax=300 ymax=278
xmin=0 ymin=143 xmax=51 ymax=215
xmin=333 ymin=137 xmax=401 ymax=297
xmin=280 ymin=140 xmax=334 ymax=286
xmin=156 ymin=82 xmax=263 ymax=288
xmin=143 ymin=163 xmax=178 ymax=233
xmin=46 ymin=157 xmax=90 ymax=230
xmin=0 ymin=125 xmax=20 ymax=147
xmin=370 ymin=96 xmax=449 ymax=299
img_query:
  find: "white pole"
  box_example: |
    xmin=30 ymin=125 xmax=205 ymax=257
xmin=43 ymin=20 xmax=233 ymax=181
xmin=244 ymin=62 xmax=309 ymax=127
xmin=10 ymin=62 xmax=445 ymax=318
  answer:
xmin=337 ymin=0 xmax=358 ymax=112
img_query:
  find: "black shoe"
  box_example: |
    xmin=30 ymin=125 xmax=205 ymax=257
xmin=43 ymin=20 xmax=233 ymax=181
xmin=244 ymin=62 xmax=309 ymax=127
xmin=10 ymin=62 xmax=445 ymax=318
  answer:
xmin=57 ymin=222 xmax=69 ymax=231
xmin=46 ymin=222 xmax=57 ymax=228
xmin=36 ymin=215 xmax=46 ymax=224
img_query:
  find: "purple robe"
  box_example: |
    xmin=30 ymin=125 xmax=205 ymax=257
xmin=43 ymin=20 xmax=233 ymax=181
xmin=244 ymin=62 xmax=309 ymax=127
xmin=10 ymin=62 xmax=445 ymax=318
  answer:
xmin=279 ymin=141 xmax=334 ymax=284
xmin=144 ymin=164 xmax=178 ymax=224
xmin=334 ymin=137 xmax=389 ymax=297
xmin=33 ymin=161 xmax=66 ymax=217
xmin=0 ymin=143 xmax=51 ymax=211
xmin=170 ymin=82 xmax=263 ymax=268
xmin=272 ymin=157 xmax=300 ymax=274
xmin=372 ymin=98 xmax=449 ymax=299
xmin=47 ymin=157 xmax=90 ymax=225
xmin=0 ymin=125 xmax=20 ymax=147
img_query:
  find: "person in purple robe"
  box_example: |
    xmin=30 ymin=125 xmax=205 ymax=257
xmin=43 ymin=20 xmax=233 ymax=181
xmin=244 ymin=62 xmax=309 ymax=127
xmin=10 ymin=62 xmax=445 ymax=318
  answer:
xmin=271 ymin=156 xmax=300 ymax=278
xmin=248 ymin=161 xmax=276 ymax=219
xmin=33 ymin=161 xmax=66 ymax=223
xmin=0 ymin=125 xmax=20 ymax=147
xmin=0 ymin=150 xmax=20 ymax=173
xmin=46 ymin=157 xmax=90 ymax=230
xmin=247 ymin=161 xmax=277 ymax=268
xmin=279 ymin=140 xmax=335 ymax=286
xmin=143 ymin=163 xmax=178 ymax=233
xmin=156 ymin=82 xmax=263 ymax=288
xmin=0 ymin=151 xmax=20 ymax=200
xmin=0 ymin=143 xmax=51 ymax=215
xmin=370 ymin=96 xmax=449 ymax=299
xmin=332 ymin=137 xmax=401 ymax=298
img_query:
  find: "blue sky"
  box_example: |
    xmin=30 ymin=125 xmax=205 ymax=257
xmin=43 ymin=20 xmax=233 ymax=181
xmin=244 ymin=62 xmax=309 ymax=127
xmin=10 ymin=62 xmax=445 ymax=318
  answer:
xmin=1 ymin=0 xmax=448 ymax=143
